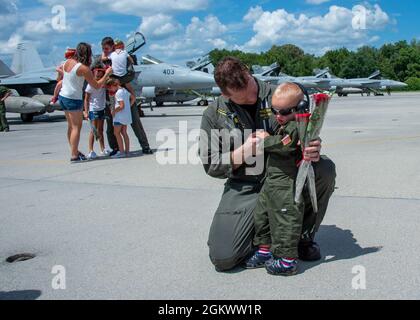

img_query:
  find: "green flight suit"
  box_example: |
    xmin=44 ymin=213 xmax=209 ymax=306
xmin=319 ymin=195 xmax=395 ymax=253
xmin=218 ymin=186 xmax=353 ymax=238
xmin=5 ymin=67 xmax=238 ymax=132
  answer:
xmin=0 ymin=86 xmax=10 ymax=131
xmin=253 ymin=121 xmax=304 ymax=258
xmin=199 ymin=78 xmax=336 ymax=271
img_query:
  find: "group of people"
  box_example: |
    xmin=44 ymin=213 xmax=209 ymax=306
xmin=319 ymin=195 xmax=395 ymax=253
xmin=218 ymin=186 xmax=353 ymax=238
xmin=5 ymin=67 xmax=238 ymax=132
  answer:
xmin=53 ymin=37 xmax=153 ymax=163
xmin=200 ymin=57 xmax=336 ymax=275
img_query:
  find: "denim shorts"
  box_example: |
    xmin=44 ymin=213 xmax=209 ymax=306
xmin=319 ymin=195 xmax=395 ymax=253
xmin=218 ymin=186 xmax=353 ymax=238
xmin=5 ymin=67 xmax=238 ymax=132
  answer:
xmin=59 ymin=96 xmax=83 ymax=112
xmin=113 ymin=121 xmax=124 ymax=126
xmin=89 ymin=110 xmax=106 ymax=121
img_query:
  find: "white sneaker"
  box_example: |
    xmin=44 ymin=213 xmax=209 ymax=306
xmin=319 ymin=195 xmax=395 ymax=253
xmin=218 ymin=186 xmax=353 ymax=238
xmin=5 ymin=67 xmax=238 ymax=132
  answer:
xmin=100 ymin=149 xmax=110 ymax=157
xmin=111 ymin=151 xmax=125 ymax=159
xmin=87 ymin=151 xmax=97 ymax=160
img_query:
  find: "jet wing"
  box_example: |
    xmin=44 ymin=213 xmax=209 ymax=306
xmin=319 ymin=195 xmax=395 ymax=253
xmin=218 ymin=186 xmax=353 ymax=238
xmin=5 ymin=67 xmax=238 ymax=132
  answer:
xmin=311 ymin=79 xmax=331 ymax=86
xmin=358 ymin=80 xmax=381 ymax=87
xmin=0 ymin=75 xmax=52 ymax=86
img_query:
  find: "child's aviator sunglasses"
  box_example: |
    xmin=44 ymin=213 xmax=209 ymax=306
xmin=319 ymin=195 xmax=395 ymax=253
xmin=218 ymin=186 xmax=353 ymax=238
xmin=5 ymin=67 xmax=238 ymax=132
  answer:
xmin=271 ymin=106 xmax=299 ymax=116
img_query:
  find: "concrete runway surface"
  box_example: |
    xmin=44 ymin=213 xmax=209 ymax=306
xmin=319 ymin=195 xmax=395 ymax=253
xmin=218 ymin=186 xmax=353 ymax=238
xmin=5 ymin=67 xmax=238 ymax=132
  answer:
xmin=0 ymin=93 xmax=419 ymax=300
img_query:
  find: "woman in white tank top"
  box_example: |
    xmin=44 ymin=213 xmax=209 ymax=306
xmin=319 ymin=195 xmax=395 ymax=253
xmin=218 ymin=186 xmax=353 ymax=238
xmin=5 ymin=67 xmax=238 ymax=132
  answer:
xmin=58 ymin=42 xmax=113 ymax=162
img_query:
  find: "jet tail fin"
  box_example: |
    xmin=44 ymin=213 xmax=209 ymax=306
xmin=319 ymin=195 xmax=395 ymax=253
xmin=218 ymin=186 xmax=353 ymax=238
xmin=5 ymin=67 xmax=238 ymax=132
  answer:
xmin=0 ymin=60 xmax=15 ymax=76
xmin=11 ymin=42 xmax=45 ymax=74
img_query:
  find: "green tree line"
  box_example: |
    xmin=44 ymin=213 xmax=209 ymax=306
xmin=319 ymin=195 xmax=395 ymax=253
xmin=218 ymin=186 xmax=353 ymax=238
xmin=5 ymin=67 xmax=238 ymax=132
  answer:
xmin=209 ymin=39 xmax=420 ymax=90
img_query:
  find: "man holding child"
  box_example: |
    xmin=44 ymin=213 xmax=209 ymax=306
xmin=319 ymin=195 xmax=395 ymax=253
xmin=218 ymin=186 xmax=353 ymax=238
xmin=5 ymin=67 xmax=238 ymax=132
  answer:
xmin=199 ymin=57 xmax=337 ymax=273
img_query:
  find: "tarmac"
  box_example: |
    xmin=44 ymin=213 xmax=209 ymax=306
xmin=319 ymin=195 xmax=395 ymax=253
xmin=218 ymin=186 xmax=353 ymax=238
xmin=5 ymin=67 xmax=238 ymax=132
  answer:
xmin=0 ymin=92 xmax=419 ymax=300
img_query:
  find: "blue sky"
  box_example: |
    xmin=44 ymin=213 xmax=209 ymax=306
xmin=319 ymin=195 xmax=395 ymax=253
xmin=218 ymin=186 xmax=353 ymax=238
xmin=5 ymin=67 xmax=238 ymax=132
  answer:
xmin=0 ymin=0 xmax=418 ymax=68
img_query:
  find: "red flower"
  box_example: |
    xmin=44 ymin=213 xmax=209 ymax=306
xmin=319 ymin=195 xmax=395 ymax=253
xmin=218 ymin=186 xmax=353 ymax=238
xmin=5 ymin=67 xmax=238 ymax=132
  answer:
xmin=313 ymin=93 xmax=330 ymax=105
xmin=295 ymin=113 xmax=311 ymax=122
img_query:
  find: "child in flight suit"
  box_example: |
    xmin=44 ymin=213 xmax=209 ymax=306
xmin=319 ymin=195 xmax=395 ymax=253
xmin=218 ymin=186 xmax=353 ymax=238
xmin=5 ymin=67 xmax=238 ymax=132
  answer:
xmin=244 ymin=82 xmax=305 ymax=276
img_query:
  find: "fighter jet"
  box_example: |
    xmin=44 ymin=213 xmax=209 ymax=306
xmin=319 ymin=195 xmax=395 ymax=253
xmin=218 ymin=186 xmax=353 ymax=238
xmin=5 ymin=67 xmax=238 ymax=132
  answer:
xmin=133 ymin=53 xmax=217 ymax=107
xmin=252 ymin=63 xmax=332 ymax=89
xmin=0 ymin=43 xmax=60 ymax=122
xmin=315 ymin=68 xmax=407 ymax=96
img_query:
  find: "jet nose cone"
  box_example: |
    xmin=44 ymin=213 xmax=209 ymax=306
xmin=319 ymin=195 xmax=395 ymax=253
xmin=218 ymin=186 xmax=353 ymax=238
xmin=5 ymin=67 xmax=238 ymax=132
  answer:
xmin=189 ymin=71 xmax=216 ymax=88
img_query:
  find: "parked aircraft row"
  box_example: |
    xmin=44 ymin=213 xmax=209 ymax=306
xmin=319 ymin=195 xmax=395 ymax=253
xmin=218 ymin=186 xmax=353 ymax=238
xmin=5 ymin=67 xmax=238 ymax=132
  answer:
xmin=0 ymin=34 xmax=408 ymax=122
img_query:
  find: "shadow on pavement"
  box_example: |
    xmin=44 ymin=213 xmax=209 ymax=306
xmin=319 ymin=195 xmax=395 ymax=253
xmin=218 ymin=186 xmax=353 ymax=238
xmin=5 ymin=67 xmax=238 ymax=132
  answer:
xmin=8 ymin=115 xmax=66 ymax=125
xmin=74 ymin=148 xmax=169 ymax=163
xmin=0 ymin=290 xmax=42 ymax=300
xmin=300 ymin=224 xmax=382 ymax=273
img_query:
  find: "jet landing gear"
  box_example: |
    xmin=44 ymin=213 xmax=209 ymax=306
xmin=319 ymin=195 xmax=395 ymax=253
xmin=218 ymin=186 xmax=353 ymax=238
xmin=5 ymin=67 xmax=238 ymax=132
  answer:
xmin=21 ymin=113 xmax=35 ymax=123
xmin=197 ymin=99 xmax=209 ymax=107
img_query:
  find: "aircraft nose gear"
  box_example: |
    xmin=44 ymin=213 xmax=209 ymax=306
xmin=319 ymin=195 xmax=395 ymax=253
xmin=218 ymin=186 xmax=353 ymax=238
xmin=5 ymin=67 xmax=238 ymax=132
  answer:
xmin=197 ymin=99 xmax=208 ymax=107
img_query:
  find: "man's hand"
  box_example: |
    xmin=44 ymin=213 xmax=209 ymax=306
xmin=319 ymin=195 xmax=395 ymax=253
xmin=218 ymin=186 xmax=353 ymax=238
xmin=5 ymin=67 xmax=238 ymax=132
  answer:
xmin=1 ymin=91 xmax=11 ymax=102
xmin=303 ymin=139 xmax=322 ymax=162
xmin=255 ymin=130 xmax=270 ymax=140
xmin=231 ymin=133 xmax=260 ymax=170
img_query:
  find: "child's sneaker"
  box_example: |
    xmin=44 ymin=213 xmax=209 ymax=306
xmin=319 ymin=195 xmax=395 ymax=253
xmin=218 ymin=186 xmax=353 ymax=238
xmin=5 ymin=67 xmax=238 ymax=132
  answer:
xmin=243 ymin=250 xmax=273 ymax=269
xmin=265 ymin=257 xmax=298 ymax=276
xmin=87 ymin=151 xmax=97 ymax=160
xmin=100 ymin=149 xmax=111 ymax=157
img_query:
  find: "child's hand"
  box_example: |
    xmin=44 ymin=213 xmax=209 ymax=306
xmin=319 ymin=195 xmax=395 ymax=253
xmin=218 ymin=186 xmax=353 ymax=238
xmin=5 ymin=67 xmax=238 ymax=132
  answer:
xmin=83 ymin=111 xmax=89 ymax=120
xmin=105 ymin=67 xmax=113 ymax=77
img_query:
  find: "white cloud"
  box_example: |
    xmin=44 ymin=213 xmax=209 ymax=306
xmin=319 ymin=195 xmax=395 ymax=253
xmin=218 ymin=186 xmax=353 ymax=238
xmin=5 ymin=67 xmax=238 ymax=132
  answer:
xmin=0 ymin=33 xmax=23 ymax=54
xmin=139 ymin=14 xmax=182 ymax=39
xmin=146 ymin=15 xmax=229 ymax=63
xmin=22 ymin=19 xmax=53 ymax=35
xmin=306 ymin=0 xmax=331 ymax=4
xmin=186 ymin=15 xmax=227 ymax=39
xmin=243 ymin=6 xmax=264 ymax=23
xmin=0 ymin=1 xmax=397 ymax=66
xmin=40 ymin=0 xmax=208 ymax=16
xmin=241 ymin=4 xmax=392 ymax=54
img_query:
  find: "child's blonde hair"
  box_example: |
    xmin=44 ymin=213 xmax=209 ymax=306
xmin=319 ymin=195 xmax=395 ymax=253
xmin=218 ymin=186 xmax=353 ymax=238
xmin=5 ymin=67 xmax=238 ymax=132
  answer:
xmin=272 ymin=82 xmax=304 ymax=110
xmin=106 ymin=78 xmax=120 ymax=87
xmin=114 ymin=39 xmax=125 ymax=50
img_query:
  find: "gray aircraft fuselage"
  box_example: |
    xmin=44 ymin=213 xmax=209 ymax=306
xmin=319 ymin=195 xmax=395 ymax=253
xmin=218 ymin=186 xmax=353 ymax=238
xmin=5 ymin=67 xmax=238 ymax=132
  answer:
xmin=133 ymin=63 xmax=216 ymax=91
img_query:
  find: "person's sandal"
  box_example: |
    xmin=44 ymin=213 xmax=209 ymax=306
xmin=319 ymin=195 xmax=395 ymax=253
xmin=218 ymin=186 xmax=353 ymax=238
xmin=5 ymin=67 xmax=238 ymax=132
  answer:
xmin=70 ymin=153 xmax=87 ymax=163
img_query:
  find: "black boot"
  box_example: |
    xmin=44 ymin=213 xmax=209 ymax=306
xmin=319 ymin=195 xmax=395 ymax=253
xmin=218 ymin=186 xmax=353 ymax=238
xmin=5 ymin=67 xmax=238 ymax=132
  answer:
xmin=142 ymin=147 xmax=154 ymax=155
xmin=298 ymin=241 xmax=321 ymax=261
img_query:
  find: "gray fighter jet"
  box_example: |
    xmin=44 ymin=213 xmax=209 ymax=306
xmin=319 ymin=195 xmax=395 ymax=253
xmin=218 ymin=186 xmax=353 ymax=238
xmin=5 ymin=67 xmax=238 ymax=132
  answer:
xmin=133 ymin=53 xmax=217 ymax=107
xmin=190 ymin=58 xmax=330 ymax=90
xmin=252 ymin=63 xmax=331 ymax=89
xmin=0 ymin=43 xmax=61 ymax=122
xmin=315 ymin=68 xmax=407 ymax=96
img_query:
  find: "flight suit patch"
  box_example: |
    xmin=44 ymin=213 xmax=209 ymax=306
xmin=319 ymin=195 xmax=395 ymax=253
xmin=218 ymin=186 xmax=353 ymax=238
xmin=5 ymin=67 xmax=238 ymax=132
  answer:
xmin=281 ymin=134 xmax=292 ymax=146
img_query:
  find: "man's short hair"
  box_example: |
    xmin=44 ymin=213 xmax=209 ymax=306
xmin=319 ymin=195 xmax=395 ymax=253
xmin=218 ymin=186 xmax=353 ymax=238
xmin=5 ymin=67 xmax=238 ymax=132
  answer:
xmin=214 ymin=57 xmax=251 ymax=95
xmin=101 ymin=37 xmax=114 ymax=47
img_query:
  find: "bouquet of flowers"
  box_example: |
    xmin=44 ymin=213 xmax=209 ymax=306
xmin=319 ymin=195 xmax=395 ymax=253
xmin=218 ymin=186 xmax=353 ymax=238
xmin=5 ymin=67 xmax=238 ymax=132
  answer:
xmin=295 ymin=93 xmax=332 ymax=213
